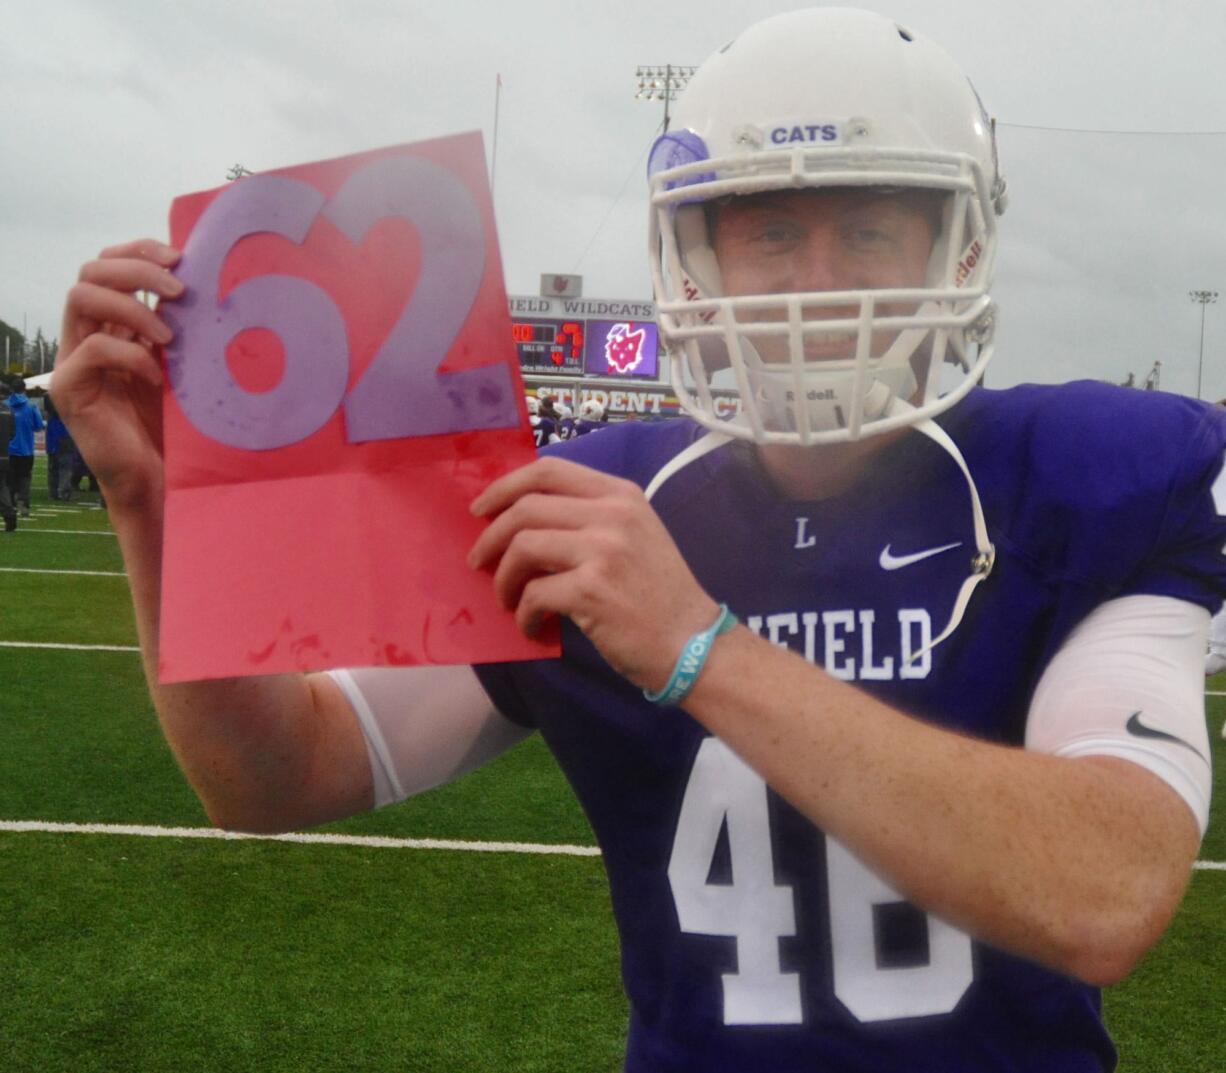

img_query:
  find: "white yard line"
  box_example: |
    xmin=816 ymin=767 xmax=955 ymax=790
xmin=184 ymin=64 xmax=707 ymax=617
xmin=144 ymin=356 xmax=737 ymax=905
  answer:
xmin=7 ymin=528 xmax=116 ymax=536
xmin=0 ymin=641 xmax=139 ymax=652
xmin=0 ymin=819 xmax=601 ymax=857
xmin=0 ymin=818 xmax=1216 ymax=867
xmin=0 ymin=567 xmax=125 ymax=577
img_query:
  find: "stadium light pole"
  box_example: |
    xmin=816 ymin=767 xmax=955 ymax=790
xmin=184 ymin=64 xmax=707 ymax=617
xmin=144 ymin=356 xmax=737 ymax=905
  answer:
xmin=635 ymin=65 xmax=697 ymax=132
xmin=1189 ymin=289 xmax=1219 ymax=400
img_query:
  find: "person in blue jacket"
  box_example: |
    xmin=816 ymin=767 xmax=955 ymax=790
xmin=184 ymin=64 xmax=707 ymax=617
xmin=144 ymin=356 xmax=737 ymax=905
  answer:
xmin=6 ymin=376 xmax=45 ymax=517
xmin=44 ymin=394 xmax=76 ymax=502
xmin=0 ymin=382 xmax=16 ymax=531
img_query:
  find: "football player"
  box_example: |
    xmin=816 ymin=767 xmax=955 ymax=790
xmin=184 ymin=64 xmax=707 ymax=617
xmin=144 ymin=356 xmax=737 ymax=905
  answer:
xmin=573 ymin=399 xmax=606 ymax=436
xmin=527 ymin=394 xmax=559 ymax=448
xmin=54 ymin=9 xmax=1220 ymax=1071
xmin=555 ymin=402 xmax=577 ymax=440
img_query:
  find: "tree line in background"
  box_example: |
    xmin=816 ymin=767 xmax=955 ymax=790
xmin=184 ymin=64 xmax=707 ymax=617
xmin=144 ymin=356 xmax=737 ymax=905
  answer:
xmin=1 ymin=317 xmax=56 ymax=378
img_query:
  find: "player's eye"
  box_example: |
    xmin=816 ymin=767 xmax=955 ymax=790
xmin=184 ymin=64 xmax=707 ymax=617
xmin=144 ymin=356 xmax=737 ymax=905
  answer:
xmin=750 ymin=221 xmax=802 ymax=246
xmin=843 ymin=223 xmax=900 ymax=252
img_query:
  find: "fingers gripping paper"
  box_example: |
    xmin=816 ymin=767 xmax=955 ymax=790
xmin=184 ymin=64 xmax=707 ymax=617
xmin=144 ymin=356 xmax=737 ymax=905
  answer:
xmin=158 ymin=134 xmax=554 ymax=682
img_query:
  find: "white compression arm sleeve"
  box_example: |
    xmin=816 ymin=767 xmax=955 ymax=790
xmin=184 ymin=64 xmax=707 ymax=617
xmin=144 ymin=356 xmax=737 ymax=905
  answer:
xmin=1025 ymin=594 xmax=1213 ymax=834
xmin=328 ymin=665 xmax=532 ymax=808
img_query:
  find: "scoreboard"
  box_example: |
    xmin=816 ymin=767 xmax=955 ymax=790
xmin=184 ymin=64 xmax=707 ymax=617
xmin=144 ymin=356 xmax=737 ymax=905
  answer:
xmin=511 ymin=316 xmax=659 ymax=380
xmin=511 ymin=319 xmax=585 ymax=374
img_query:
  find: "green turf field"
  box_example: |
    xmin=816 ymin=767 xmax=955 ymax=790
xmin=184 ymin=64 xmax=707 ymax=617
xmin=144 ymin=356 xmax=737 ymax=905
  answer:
xmin=1 ymin=456 xmax=1223 ymax=1071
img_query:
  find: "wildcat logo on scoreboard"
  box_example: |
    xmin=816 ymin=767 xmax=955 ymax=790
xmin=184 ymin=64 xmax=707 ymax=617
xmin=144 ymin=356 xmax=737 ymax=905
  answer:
xmin=585 ymin=319 xmax=660 ymax=379
xmin=605 ymin=323 xmax=647 ymax=373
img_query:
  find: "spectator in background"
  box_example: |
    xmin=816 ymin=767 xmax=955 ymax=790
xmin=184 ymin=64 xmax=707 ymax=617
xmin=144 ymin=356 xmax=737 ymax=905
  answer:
xmin=72 ymin=452 xmax=106 ymax=510
xmin=0 ymin=382 xmax=16 ymax=532
xmin=44 ymin=393 xmax=76 ymax=502
xmin=6 ymin=376 xmax=44 ymax=517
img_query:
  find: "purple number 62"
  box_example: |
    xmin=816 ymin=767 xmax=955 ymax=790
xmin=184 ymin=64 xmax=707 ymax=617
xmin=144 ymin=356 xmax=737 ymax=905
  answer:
xmin=164 ymin=156 xmax=519 ymax=451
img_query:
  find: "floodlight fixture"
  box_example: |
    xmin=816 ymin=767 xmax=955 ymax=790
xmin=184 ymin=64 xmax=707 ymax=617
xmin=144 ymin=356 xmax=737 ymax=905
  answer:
xmin=634 ymin=64 xmax=697 ymax=131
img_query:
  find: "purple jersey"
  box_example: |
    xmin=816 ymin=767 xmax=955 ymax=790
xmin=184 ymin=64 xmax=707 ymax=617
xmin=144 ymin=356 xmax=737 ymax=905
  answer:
xmin=530 ymin=415 xmax=557 ymax=449
xmin=476 ymin=381 xmax=1226 ymax=1073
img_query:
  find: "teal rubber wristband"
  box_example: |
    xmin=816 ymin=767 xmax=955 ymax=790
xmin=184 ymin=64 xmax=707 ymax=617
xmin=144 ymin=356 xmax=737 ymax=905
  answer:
xmin=643 ymin=604 xmax=738 ymax=707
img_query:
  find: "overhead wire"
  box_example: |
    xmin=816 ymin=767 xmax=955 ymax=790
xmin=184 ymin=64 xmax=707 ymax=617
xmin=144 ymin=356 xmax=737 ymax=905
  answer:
xmin=998 ymin=121 xmax=1226 ymax=136
xmin=570 ymin=120 xmax=663 ymax=276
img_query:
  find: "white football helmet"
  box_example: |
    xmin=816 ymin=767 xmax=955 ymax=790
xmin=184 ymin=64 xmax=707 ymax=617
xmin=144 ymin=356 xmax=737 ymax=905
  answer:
xmin=648 ymin=8 xmax=1007 ymax=445
xmin=556 ymin=403 xmax=573 ymax=420
xmin=525 ymin=395 xmax=540 ymax=416
xmin=579 ymin=399 xmax=605 ymax=421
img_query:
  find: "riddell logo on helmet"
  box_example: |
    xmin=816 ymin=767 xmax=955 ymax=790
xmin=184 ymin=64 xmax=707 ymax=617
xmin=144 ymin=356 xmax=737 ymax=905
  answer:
xmin=682 ymin=276 xmax=717 ymax=323
xmin=954 ymin=239 xmax=984 ymax=287
xmin=785 ymin=388 xmax=836 ymax=402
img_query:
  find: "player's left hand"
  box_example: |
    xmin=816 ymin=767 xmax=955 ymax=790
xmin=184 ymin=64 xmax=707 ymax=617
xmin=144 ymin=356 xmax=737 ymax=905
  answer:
xmin=468 ymin=456 xmax=720 ymax=692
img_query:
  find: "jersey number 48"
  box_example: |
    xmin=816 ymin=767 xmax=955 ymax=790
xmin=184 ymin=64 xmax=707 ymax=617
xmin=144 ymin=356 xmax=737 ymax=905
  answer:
xmin=668 ymin=738 xmax=974 ymax=1025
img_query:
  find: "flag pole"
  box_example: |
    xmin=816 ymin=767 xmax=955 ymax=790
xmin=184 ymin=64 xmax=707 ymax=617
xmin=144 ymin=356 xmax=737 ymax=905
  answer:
xmin=491 ymin=73 xmax=503 ymax=201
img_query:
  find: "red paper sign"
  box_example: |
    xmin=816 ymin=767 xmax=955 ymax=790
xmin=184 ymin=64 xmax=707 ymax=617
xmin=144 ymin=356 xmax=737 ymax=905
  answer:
xmin=158 ymin=133 xmax=554 ymax=683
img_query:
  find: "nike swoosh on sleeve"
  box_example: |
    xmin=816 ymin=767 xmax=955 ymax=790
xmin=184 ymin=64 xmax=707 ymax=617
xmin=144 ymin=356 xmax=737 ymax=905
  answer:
xmin=878 ymin=541 xmax=963 ymax=571
xmin=1125 ymin=711 xmax=1208 ymax=764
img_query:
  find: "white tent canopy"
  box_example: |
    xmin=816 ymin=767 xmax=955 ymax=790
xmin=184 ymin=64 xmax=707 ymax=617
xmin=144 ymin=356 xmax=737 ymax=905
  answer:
xmin=22 ymin=370 xmax=53 ymax=391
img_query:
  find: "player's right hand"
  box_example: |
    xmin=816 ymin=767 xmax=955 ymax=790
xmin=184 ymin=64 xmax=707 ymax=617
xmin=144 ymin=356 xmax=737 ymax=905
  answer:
xmin=53 ymin=239 xmax=184 ymax=511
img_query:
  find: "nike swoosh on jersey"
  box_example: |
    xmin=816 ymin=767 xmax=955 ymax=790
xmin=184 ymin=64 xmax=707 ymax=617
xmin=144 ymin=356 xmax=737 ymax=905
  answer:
xmin=1125 ymin=711 xmax=1208 ymax=764
xmin=878 ymin=541 xmax=963 ymax=571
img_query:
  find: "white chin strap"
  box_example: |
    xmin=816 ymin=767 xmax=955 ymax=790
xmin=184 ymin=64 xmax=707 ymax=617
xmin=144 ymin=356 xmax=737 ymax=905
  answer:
xmin=896 ymin=397 xmax=995 ymax=665
xmin=645 ymin=398 xmax=994 ymax=667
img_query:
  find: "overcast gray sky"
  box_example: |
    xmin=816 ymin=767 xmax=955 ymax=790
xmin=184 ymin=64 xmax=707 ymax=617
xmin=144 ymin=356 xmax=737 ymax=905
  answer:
xmin=2 ymin=0 xmax=1224 ymax=396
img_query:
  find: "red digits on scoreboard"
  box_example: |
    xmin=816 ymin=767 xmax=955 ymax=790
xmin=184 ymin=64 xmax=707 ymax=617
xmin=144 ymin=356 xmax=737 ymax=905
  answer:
xmin=559 ymin=321 xmax=584 ymax=360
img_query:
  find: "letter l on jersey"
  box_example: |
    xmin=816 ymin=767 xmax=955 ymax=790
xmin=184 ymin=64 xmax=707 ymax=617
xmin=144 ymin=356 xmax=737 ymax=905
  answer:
xmin=795 ymin=517 xmax=817 ymax=549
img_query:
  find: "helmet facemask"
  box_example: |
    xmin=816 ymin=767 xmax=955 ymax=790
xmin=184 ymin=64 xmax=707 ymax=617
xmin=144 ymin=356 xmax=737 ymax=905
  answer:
xmin=652 ymin=160 xmax=998 ymax=445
